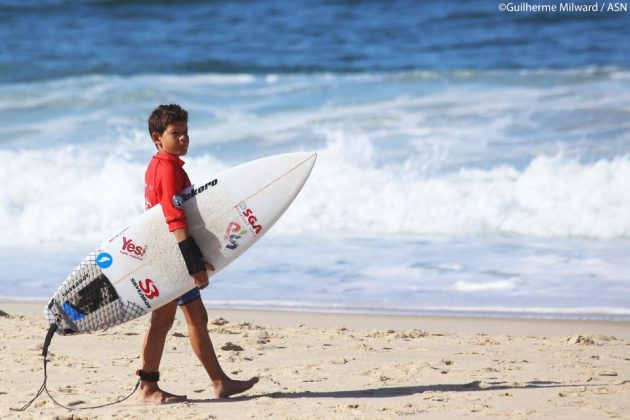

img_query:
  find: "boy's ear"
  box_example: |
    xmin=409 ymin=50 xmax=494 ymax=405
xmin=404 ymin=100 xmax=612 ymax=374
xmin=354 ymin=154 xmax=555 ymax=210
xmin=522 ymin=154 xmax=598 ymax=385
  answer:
xmin=151 ymin=132 xmax=162 ymax=148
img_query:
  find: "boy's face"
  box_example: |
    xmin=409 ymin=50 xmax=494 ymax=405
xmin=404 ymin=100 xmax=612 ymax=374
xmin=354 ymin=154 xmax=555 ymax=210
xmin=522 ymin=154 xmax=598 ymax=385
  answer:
xmin=152 ymin=121 xmax=189 ymax=156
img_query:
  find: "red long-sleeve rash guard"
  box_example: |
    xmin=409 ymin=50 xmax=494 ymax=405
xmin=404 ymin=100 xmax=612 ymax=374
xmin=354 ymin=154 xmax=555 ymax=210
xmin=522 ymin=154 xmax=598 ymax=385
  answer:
xmin=145 ymin=152 xmax=192 ymax=232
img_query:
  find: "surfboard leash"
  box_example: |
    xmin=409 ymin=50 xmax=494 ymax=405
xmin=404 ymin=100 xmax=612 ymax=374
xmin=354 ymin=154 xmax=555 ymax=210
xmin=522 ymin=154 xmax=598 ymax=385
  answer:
xmin=11 ymin=321 xmax=141 ymax=412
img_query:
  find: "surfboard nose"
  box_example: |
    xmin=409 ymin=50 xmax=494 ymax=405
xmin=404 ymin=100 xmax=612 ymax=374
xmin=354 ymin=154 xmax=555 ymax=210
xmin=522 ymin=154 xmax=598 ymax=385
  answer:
xmin=220 ymin=152 xmax=317 ymax=195
xmin=274 ymin=151 xmax=317 ymax=171
xmin=265 ymin=151 xmax=317 ymax=198
xmin=290 ymin=152 xmax=317 ymax=181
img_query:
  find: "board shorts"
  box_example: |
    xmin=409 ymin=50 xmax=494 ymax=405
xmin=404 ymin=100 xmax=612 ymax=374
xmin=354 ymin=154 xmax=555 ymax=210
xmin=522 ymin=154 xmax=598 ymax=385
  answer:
xmin=178 ymin=288 xmax=201 ymax=306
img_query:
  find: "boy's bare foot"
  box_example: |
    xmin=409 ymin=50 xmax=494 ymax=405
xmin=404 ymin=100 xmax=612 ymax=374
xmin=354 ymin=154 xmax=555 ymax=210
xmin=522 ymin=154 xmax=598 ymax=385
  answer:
xmin=137 ymin=382 xmax=187 ymax=404
xmin=213 ymin=376 xmax=259 ymax=398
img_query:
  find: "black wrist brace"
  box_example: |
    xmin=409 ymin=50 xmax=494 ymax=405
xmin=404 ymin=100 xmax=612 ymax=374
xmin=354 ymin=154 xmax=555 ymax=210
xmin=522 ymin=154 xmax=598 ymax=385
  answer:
xmin=178 ymin=236 xmax=205 ymax=275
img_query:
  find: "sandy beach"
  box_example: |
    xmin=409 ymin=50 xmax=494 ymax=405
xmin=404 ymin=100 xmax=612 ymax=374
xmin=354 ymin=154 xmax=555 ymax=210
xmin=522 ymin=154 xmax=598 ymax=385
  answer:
xmin=1 ymin=301 xmax=629 ymax=419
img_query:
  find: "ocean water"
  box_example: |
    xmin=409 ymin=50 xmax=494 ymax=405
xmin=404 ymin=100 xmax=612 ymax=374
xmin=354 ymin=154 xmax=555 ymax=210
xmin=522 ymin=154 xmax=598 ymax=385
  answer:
xmin=1 ymin=1 xmax=629 ymax=320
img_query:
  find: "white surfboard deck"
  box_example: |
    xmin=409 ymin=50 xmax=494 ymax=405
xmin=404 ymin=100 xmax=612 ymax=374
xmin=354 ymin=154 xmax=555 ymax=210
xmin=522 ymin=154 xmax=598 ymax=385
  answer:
xmin=45 ymin=152 xmax=317 ymax=335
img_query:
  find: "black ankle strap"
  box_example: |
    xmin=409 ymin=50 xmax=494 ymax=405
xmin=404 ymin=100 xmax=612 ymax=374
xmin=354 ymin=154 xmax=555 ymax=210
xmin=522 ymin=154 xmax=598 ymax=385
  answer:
xmin=136 ymin=369 xmax=160 ymax=382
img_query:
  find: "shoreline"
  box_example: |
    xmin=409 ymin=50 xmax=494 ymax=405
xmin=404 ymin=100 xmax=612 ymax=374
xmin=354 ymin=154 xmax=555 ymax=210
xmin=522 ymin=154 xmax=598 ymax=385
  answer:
xmin=2 ymin=299 xmax=629 ymax=339
xmin=2 ymin=298 xmax=629 ymax=327
xmin=1 ymin=301 xmax=629 ymax=419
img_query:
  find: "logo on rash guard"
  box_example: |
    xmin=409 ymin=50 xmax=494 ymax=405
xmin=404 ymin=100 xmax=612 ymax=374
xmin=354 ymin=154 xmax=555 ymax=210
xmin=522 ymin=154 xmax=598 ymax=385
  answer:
xmin=172 ymin=194 xmax=184 ymax=209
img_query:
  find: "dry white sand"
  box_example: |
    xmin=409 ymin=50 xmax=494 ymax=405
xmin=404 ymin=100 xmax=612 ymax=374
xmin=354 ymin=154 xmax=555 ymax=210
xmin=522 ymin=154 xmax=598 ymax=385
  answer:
xmin=1 ymin=301 xmax=629 ymax=419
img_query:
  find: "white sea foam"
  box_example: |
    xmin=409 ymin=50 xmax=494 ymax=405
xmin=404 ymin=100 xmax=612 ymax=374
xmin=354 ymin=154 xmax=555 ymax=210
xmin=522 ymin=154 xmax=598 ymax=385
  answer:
xmin=0 ymin=146 xmax=145 ymax=243
xmin=0 ymin=146 xmax=228 ymax=244
xmin=451 ymin=280 xmax=518 ymax=292
xmin=277 ymin=131 xmax=630 ymax=239
xmin=0 ymin=137 xmax=628 ymax=243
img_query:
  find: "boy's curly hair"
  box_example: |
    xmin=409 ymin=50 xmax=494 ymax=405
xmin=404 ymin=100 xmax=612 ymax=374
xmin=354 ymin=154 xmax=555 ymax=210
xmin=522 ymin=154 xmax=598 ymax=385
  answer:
xmin=148 ymin=104 xmax=188 ymax=135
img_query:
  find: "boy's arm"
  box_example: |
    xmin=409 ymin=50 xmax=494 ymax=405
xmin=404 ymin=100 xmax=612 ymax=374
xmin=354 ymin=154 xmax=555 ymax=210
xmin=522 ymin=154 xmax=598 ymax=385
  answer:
xmin=173 ymin=227 xmax=215 ymax=289
xmin=171 ymin=227 xmax=189 ymax=243
xmin=154 ymin=164 xmax=214 ymax=288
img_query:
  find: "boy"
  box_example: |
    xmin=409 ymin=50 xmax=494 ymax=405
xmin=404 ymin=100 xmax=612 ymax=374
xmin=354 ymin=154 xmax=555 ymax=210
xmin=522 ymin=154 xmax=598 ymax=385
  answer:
xmin=138 ymin=104 xmax=258 ymax=403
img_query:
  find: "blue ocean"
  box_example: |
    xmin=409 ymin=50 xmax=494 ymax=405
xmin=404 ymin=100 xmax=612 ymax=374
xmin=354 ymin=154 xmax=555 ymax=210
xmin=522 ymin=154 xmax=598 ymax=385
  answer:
xmin=1 ymin=0 xmax=629 ymax=320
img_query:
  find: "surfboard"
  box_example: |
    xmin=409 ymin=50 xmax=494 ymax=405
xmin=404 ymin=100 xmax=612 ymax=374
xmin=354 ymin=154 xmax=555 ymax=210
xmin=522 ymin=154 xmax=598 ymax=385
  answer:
xmin=44 ymin=152 xmax=317 ymax=335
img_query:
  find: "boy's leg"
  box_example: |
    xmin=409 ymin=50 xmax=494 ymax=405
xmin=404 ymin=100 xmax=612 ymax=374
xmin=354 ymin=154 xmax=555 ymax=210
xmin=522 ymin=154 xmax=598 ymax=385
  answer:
xmin=180 ymin=298 xmax=259 ymax=398
xmin=138 ymin=299 xmax=187 ymax=403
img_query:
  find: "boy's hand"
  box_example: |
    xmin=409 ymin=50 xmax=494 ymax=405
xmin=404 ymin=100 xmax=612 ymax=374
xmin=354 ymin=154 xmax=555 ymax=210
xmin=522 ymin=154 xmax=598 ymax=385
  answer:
xmin=192 ymin=261 xmax=215 ymax=289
